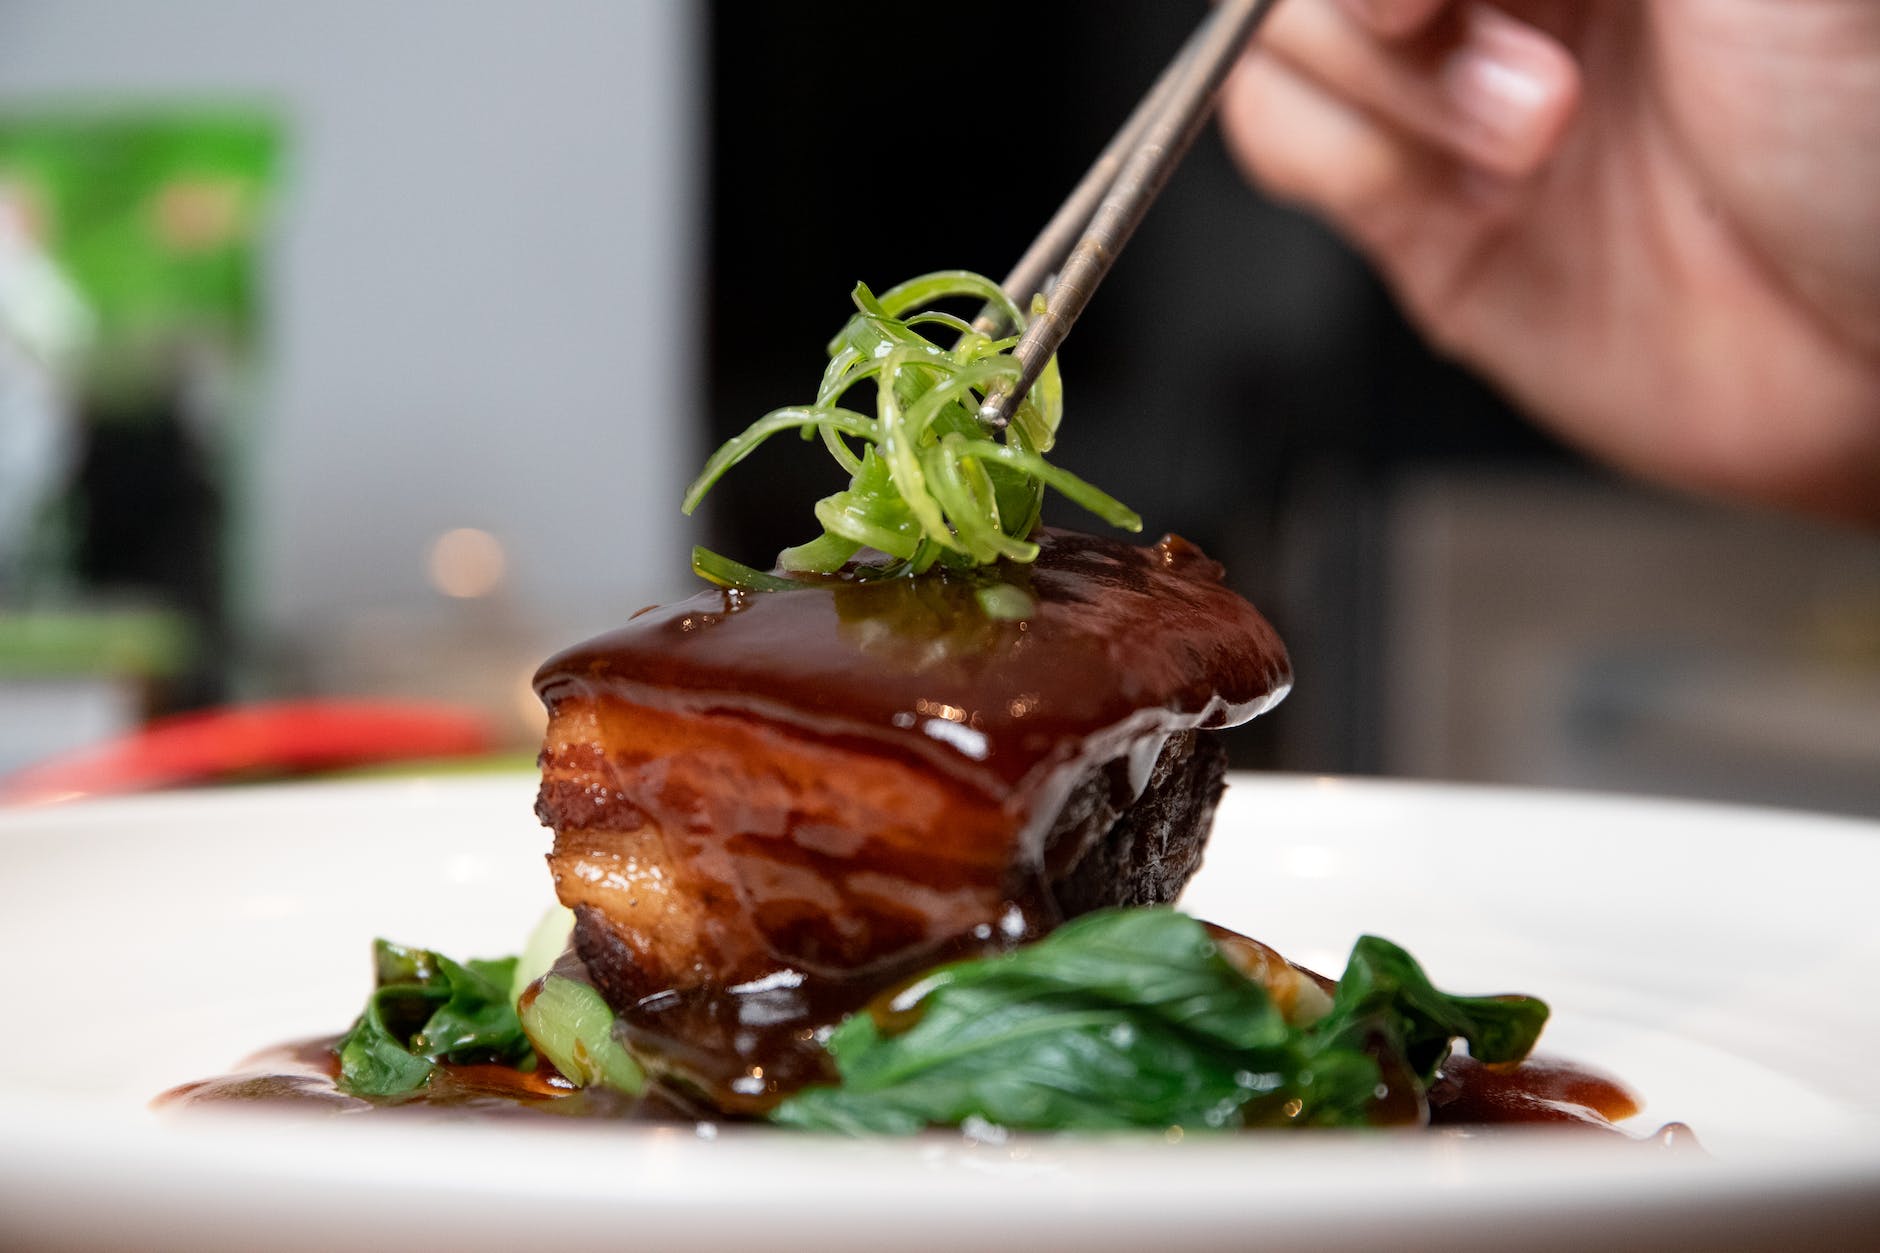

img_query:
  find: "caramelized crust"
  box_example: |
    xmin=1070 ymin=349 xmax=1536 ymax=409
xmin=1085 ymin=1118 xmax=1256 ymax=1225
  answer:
xmin=539 ymin=697 xmax=1013 ymax=998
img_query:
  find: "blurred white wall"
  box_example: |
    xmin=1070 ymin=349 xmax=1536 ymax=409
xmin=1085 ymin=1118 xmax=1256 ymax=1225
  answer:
xmin=0 ymin=0 xmax=701 ymax=700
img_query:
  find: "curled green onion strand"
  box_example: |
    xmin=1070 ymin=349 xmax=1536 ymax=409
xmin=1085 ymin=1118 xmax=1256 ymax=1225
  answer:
xmin=684 ymin=271 xmax=1141 ymax=589
xmin=690 ymin=546 xmax=808 ymax=592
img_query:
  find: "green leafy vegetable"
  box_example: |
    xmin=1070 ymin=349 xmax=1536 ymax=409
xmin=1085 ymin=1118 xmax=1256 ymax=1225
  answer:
xmin=326 ymin=910 xmax=1549 ymax=1130
xmin=518 ymin=974 xmax=645 ymax=1096
xmin=1308 ymin=934 xmax=1550 ymax=1090
xmin=510 ymin=905 xmax=576 ymax=1004
xmin=691 ymin=545 xmax=815 ymax=593
xmin=334 ymin=939 xmax=534 ymax=1097
xmin=332 ymin=909 xmax=645 ymax=1101
xmin=770 ymin=909 xmax=1548 ymax=1135
xmin=684 ymin=271 xmax=1140 ymax=590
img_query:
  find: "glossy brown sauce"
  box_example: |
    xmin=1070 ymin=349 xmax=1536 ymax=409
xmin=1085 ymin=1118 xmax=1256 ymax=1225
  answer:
xmin=1429 ymin=1053 xmax=1638 ymax=1128
xmin=158 ymin=1037 xmax=689 ymax=1122
xmin=533 ymin=529 xmax=1293 ymax=807
xmin=159 ymin=1036 xmax=1675 ymax=1142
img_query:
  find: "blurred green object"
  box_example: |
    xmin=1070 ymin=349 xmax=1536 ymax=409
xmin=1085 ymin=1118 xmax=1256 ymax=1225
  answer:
xmin=0 ymin=108 xmax=280 ymax=398
xmin=0 ymin=607 xmax=192 ymax=679
xmin=0 ymin=107 xmax=283 ymax=724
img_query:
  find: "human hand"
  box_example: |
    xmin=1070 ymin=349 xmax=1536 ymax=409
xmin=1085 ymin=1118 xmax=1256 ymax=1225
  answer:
xmin=1220 ymin=0 xmax=1880 ymax=523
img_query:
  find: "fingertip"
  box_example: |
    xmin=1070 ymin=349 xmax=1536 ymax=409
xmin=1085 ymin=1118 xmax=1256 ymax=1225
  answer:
xmin=1217 ymin=54 xmax=1279 ymax=189
xmin=1441 ymin=4 xmax=1581 ymax=176
xmin=1217 ymin=52 xmax=1436 ymax=254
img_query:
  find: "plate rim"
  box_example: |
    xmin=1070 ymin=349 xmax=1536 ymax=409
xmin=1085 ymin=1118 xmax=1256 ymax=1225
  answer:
xmin=3 ymin=772 xmax=1878 ymax=1249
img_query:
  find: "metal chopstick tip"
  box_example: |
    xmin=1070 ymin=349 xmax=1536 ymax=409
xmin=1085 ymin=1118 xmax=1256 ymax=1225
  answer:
xmin=977 ymin=394 xmax=1012 ymax=431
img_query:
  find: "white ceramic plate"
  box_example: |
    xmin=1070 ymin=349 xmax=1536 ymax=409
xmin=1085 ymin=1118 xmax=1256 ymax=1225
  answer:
xmin=2 ymin=774 xmax=1877 ymax=1251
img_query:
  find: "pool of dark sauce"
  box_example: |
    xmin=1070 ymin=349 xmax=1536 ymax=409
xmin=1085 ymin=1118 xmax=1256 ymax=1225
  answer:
xmin=157 ymin=1037 xmax=1688 ymax=1145
xmin=157 ymin=944 xmax=1695 ymax=1147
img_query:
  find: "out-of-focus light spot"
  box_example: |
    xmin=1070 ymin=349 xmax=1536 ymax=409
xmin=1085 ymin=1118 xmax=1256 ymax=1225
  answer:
xmin=428 ymin=527 xmax=506 ymax=598
xmin=915 ymin=698 xmax=966 ymax=722
xmin=152 ymin=177 xmax=246 ymax=252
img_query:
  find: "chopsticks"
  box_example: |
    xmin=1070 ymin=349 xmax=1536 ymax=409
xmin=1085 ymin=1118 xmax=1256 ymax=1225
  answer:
xmin=976 ymin=0 xmax=1282 ymax=430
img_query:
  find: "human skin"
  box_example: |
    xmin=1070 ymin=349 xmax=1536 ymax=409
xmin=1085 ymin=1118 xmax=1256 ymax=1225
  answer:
xmin=1219 ymin=0 xmax=1880 ymax=524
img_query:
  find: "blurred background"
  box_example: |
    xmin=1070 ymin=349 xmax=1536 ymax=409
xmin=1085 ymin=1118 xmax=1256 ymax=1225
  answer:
xmin=1 ymin=0 xmax=1876 ymax=814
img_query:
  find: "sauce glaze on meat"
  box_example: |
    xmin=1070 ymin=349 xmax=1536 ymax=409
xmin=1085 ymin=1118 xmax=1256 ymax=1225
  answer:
xmin=532 ymin=529 xmax=1290 ymax=1108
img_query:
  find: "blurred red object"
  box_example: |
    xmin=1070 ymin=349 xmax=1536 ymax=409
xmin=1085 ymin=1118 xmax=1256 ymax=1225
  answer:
xmin=0 ymin=700 xmax=497 ymax=805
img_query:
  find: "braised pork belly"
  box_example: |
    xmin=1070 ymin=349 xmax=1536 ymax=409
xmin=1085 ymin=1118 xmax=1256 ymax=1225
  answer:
xmin=533 ymin=529 xmax=1289 ymax=1109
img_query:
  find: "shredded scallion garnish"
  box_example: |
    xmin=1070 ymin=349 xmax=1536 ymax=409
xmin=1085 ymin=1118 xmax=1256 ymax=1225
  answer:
xmin=684 ymin=271 xmax=1140 ymax=590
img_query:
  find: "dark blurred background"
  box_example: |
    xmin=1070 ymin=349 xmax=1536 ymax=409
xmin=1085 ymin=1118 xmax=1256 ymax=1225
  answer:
xmin=3 ymin=0 xmax=1876 ymax=813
